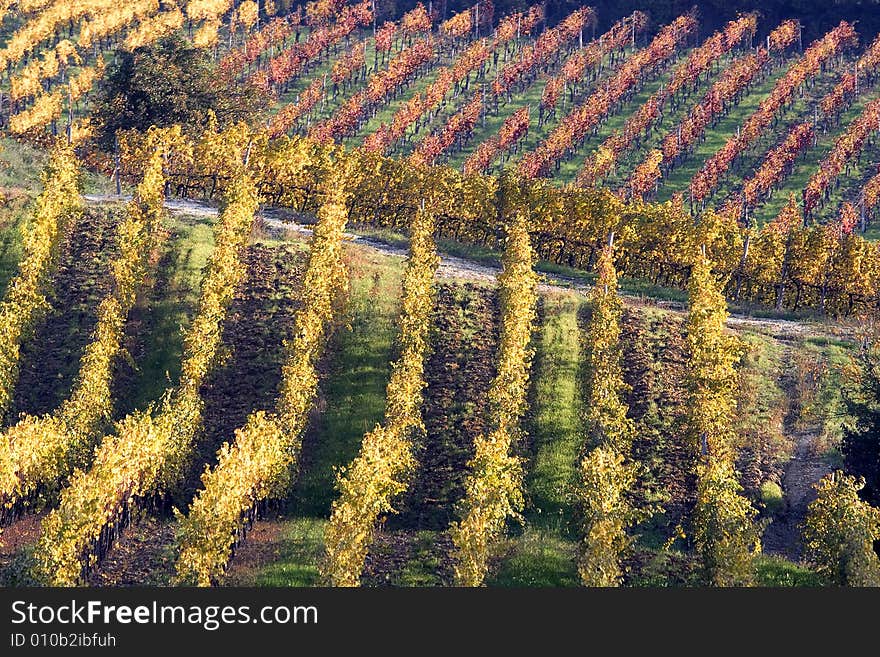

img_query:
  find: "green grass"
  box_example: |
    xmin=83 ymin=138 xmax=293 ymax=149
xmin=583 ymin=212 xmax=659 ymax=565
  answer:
xmin=755 ymin=555 xmax=824 ymax=587
xmin=740 ymin=82 xmax=880 ymax=227
xmin=347 ymin=62 xmax=445 ymax=149
xmin=0 ymin=137 xmax=47 ymax=190
xmin=793 ymin=336 xmax=852 ymax=448
xmin=554 ymin=68 xmax=676 ymax=185
xmin=760 ymin=481 xmax=784 ymax=514
xmin=0 ymin=195 xmax=30 ymax=295
xmin=289 ymin=247 xmax=403 ymax=516
xmin=523 ymin=292 xmax=584 ymax=531
xmin=657 ymin=61 xmax=794 ymax=200
xmin=488 ymin=528 xmax=579 ymax=587
xmin=443 ymin=71 xmax=546 ymax=169
xmin=238 ymin=245 xmax=403 ymax=585
xmin=116 ymin=211 xmax=216 ymax=415
xmin=242 ymin=518 xmax=327 ymax=587
xmin=394 ymin=531 xmax=448 ymax=587
xmin=490 ymin=291 xmax=584 ymax=587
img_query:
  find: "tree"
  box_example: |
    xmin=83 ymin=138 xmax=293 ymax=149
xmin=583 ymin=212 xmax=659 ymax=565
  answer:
xmin=841 ymin=341 xmax=880 ymax=505
xmin=91 ymin=36 xmax=268 ymax=150
xmin=803 ymin=471 xmax=880 ymax=586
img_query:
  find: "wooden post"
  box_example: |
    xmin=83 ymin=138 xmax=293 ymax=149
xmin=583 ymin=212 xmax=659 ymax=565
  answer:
xmin=114 ymin=136 xmax=122 ymax=197
xmin=66 ymin=86 xmax=73 ymax=144
xmin=474 ymin=3 xmax=479 ymax=39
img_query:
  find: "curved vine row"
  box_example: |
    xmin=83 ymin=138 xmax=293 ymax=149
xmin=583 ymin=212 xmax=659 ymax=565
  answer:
xmin=0 ymin=141 xmax=81 ymax=423
xmin=175 ymin=163 xmax=354 ymax=586
xmin=322 ymin=205 xmax=439 ymax=586
xmin=0 ymin=141 xmax=167 ymax=521
xmin=450 ymin=209 xmax=538 ymax=586
xmin=35 ymin=164 xmax=258 ymax=586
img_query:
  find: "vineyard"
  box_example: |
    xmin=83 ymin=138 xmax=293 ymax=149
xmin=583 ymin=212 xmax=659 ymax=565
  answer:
xmin=1 ymin=0 xmax=880 ymax=590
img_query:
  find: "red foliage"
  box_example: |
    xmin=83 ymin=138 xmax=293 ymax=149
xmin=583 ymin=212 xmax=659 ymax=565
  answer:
xmin=689 ymin=21 xmax=857 ymax=203
xmin=517 ymin=14 xmax=697 ymax=179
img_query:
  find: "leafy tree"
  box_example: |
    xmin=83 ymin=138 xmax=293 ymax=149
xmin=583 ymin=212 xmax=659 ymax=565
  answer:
xmin=803 ymin=471 xmax=880 ymax=586
xmin=841 ymin=342 xmax=880 ymax=505
xmin=91 ymin=36 xmax=268 ymax=150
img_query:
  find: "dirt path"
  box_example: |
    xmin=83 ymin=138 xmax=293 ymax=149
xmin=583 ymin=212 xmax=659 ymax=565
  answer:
xmin=761 ymin=345 xmax=834 ymax=562
xmin=762 ymin=430 xmax=832 ymax=561
xmin=82 ymin=194 xmax=847 ymax=341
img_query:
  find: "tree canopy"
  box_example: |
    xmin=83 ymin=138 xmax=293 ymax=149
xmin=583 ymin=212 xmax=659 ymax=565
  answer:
xmin=92 ymin=36 xmax=268 ymax=150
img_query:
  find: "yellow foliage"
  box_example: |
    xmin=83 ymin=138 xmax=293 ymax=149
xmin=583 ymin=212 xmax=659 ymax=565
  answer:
xmin=0 ymin=147 xmax=166 ymax=515
xmin=804 ymin=471 xmax=880 ymax=586
xmin=584 ymin=245 xmax=634 ymax=453
xmin=323 ymin=206 xmax=438 ymax=586
xmin=685 ymin=251 xmax=744 ymax=462
xmin=175 ymin=161 xmax=354 ymax=585
xmin=450 ymin=211 xmax=538 ymax=586
xmin=0 ymin=141 xmax=80 ymax=422
xmin=35 ymin=169 xmax=257 ymax=585
xmin=577 ymin=446 xmax=640 ymax=586
xmin=693 ymin=459 xmax=762 ymax=587
xmin=577 ymin=244 xmax=640 ymax=587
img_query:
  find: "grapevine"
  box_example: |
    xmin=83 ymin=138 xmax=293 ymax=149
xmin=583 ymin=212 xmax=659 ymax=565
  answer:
xmin=450 ymin=210 xmax=538 ymax=586
xmin=323 ymin=205 xmax=439 ymax=586
xmin=35 ymin=162 xmax=258 ymax=586
xmin=176 ymin=162 xmax=354 ymax=585
xmin=0 ymin=141 xmax=81 ymax=423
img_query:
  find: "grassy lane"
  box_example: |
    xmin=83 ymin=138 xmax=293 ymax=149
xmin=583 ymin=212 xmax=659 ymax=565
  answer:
xmin=346 ymin=62 xmax=445 ymax=149
xmin=114 ymin=212 xmax=215 ymax=416
xmin=655 ymin=59 xmax=795 ymax=200
xmin=488 ymin=291 xmax=584 ymax=587
xmin=0 ymin=196 xmax=29 ymax=295
xmin=267 ymin=29 xmax=373 ymax=124
xmin=748 ymin=86 xmax=880 ymax=226
xmin=442 ymin=48 xmax=625 ymax=170
xmin=707 ymin=62 xmax=853 ymax=222
xmin=554 ymin=62 xmax=680 ymax=184
xmin=233 ymin=245 xmax=403 ymax=586
xmin=451 ymin=47 xmax=642 ymax=174
xmin=605 ymin=53 xmax=739 ymax=187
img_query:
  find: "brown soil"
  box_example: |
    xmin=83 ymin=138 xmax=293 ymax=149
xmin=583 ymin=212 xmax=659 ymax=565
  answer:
xmin=87 ymin=244 xmax=307 ymax=584
xmin=0 ymin=512 xmax=45 ymax=585
xmin=85 ymin=517 xmax=177 ymax=586
xmin=12 ymin=209 xmax=119 ymax=418
xmin=362 ymin=529 xmax=455 ymax=587
xmin=0 ymin=511 xmax=43 ymax=556
xmin=221 ymin=518 xmax=288 ymax=586
xmin=394 ymin=282 xmax=499 ymax=531
xmin=187 ymin=243 xmax=306 ymax=499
